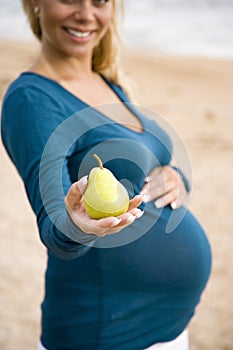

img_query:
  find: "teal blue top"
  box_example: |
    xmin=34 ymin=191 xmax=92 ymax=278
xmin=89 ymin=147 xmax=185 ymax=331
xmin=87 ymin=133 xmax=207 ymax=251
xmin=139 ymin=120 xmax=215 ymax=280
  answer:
xmin=1 ymin=72 xmax=211 ymax=350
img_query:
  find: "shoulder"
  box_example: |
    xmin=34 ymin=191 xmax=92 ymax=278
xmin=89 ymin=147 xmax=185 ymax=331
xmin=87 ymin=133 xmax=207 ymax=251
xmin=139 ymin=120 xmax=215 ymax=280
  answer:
xmin=1 ymin=74 xmax=70 ymax=151
xmin=1 ymin=72 xmax=73 ymax=133
xmin=3 ymin=73 xmax=61 ymax=108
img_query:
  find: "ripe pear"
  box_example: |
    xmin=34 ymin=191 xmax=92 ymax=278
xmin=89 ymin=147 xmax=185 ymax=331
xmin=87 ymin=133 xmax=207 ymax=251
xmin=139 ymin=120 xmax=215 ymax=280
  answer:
xmin=84 ymin=154 xmax=130 ymax=219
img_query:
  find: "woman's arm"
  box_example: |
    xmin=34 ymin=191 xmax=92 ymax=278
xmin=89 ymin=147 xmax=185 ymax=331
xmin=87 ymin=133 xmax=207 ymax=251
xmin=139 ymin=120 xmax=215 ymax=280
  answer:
xmin=1 ymin=86 xmax=93 ymax=259
xmin=1 ymin=86 xmax=143 ymax=260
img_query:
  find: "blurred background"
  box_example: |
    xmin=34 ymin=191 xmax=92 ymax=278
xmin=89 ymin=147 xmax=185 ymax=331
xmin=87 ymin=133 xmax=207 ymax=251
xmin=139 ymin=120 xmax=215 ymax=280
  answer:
xmin=0 ymin=0 xmax=233 ymax=57
xmin=0 ymin=1 xmax=233 ymax=349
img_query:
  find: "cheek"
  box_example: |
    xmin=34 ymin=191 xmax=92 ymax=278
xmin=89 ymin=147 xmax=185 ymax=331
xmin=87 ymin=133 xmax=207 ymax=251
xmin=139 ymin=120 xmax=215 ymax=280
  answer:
xmin=99 ymin=15 xmax=113 ymax=40
xmin=40 ymin=8 xmax=66 ymax=40
xmin=40 ymin=4 xmax=66 ymax=27
xmin=99 ymin=5 xmax=114 ymax=28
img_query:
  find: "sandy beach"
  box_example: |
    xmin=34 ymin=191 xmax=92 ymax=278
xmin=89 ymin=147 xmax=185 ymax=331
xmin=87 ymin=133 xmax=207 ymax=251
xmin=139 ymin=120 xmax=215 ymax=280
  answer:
xmin=0 ymin=40 xmax=232 ymax=350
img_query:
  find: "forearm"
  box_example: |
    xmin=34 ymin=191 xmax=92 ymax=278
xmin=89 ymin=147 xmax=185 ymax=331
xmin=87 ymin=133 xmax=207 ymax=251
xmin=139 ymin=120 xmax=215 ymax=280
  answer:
xmin=38 ymin=210 xmax=96 ymax=260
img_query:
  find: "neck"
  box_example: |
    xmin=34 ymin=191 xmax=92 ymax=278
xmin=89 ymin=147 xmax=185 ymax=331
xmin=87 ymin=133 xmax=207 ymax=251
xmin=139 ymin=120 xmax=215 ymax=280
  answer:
xmin=30 ymin=45 xmax=94 ymax=82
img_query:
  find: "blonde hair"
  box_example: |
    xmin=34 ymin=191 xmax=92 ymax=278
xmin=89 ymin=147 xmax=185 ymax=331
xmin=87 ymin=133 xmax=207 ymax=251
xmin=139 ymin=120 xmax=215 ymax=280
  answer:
xmin=21 ymin=0 xmax=134 ymax=99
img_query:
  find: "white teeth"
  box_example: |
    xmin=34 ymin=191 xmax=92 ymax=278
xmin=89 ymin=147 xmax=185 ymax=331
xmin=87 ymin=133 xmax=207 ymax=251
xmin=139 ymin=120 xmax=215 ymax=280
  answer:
xmin=67 ymin=29 xmax=91 ymax=38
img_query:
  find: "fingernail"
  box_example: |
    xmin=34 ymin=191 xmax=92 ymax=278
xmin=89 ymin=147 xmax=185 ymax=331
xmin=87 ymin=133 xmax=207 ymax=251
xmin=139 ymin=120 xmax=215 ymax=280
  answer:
xmin=126 ymin=214 xmax=134 ymax=223
xmin=80 ymin=175 xmax=88 ymax=185
xmin=136 ymin=210 xmax=144 ymax=219
xmin=155 ymin=199 xmax=164 ymax=208
xmin=139 ymin=191 xmax=149 ymax=202
xmin=145 ymin=176 xmax=150 ymax=183
xmin=111 ymin=218 xmax=121 ymax=227
xmin=171 ymin=202 xmax=177 ymax=210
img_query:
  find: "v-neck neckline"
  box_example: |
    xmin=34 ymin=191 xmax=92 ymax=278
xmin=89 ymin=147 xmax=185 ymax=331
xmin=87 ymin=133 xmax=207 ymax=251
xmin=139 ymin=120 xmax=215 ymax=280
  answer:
xmin=22 ymin=71 xmax=146 ymax=135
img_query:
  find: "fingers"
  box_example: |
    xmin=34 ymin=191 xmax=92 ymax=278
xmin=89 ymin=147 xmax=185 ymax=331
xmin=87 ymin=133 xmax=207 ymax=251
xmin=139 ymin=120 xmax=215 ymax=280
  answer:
xmin=83 ymin=203 xmax=144 ymax=237
xmin=94 ymin=216 xmax=122 ymax=229
xmin=141 ymin=166 xmax=188 ymax=209
xmin=94 ymin=204 xmax=144 ymax=233
xmin=128 ymin=194 xmax=144 ymax=210
xmin=154 ymin=188 xmax=179 ymax=209
xmin=141 ymin=166 xmax=177 ymax=202
xmin=86 ymin=210 xmax=142 ymax=237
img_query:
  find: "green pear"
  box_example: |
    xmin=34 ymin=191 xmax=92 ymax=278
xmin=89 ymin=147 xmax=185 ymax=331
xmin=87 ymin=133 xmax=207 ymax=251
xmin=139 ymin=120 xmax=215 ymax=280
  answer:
xmin=84 ymin=154 xmax=130 ymax=219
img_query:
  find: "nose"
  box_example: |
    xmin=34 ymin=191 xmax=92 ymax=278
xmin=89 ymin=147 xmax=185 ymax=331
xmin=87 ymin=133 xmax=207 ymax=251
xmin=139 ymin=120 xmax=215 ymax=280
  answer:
xmin=73 ymin=0 xmax=95 ymax=23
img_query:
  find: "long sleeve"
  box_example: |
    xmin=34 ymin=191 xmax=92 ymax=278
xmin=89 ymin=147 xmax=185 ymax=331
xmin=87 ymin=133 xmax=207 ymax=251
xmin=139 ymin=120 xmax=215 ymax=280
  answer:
xmin=1 ymin=85 xmax=96 ymax=260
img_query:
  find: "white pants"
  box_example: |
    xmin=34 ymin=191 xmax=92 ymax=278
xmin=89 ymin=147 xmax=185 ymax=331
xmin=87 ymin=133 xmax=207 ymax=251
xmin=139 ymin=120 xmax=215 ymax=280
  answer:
xmin=38 ymin=329 xmax=189 ymax=350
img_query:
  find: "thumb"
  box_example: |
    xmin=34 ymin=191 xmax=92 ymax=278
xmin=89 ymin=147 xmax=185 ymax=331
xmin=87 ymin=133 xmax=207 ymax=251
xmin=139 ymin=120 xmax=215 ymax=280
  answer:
xmin=77 ymin=175 xmax=88 ymax=195
xmin=65 ymin=176 xmax=88 ymax=210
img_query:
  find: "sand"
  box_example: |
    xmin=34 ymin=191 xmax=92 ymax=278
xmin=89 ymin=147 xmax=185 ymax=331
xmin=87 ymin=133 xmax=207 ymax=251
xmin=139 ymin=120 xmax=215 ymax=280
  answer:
xmin=0 ymin=40 xmax=232 ymax=350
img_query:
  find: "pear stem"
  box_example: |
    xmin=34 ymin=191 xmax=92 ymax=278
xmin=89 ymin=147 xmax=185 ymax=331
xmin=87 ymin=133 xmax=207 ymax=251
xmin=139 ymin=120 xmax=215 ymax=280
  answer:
xmin=93 ymin=154 xmax=103 ymax=170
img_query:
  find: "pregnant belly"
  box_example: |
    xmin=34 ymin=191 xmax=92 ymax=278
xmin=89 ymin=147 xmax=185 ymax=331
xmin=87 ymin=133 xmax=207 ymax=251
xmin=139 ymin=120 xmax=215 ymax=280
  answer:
xmin=43 ymin=205 xmax=212 ymax=348
xmin=99 ymin=204 xmax=212 ymax=296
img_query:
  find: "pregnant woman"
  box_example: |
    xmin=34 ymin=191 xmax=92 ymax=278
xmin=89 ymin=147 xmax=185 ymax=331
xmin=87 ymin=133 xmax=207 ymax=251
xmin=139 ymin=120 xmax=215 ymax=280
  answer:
xmin=1 ymin=1 xmax=211 ymax=349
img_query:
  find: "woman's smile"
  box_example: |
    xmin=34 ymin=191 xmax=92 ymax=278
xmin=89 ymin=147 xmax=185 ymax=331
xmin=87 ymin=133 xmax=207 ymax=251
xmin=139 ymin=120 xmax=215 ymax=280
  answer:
xmin=63 ymin=26 xmax=97 ymax=42
xmin=66 ymin=28 xmax=93 ymax=38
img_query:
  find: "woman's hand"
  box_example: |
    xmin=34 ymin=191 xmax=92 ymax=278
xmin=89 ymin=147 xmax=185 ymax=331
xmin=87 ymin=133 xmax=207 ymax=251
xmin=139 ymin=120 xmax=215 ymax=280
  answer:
xmin=64 ymin=176 xmax=144 ymax=237
xmin=140 ymin=166 xmax=188 ymax=209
